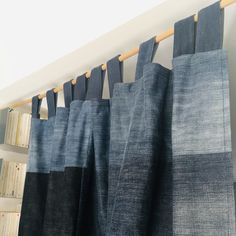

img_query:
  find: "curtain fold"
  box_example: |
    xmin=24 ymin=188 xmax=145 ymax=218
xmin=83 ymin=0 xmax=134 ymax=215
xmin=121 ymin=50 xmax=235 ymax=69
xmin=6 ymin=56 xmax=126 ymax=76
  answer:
xmin=42 ymin=107 xmax=69 ymax=235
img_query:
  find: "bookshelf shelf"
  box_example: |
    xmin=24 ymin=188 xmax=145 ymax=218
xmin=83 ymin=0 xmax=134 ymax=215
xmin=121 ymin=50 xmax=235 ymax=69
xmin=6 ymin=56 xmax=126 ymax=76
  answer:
xmin=0 ymin=196 xmax=22 ymax=200
xmin=0 ymin=144 xmax=28 ymax=155
xmin=0 ymin=197 xmax=22 ymax=211
xmin=0 ymin=108 xmax=30 ymax=234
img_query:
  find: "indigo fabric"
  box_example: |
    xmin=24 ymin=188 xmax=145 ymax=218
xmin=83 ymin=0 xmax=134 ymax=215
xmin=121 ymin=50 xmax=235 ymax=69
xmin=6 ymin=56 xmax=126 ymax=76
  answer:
xmin=19 ymin=117 xmax=55 ymax=236
xmin=74 ymin=100 xmax=110 ymax=236
xmin=42 ymin=107 xmax=69 ymax=235
xmin=106 ymin=38 xmax=173 ymax=235
xmin=19 ymin=2 xmax=236 ymax=235
xmin=61 ymin=99 xmax=110 ymax=236
xmin=59 ymin=100 xmax=84 ymax=235
xmin=172 ymin=2 xmax=235 ymax=235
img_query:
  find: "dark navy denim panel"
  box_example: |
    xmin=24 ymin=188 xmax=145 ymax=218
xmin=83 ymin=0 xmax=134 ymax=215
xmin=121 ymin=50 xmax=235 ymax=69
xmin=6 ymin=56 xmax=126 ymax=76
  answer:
xmin=107 ymin=63 xmax=172 ymax=235
xmin=173 ymin=152 xmax=235 ymax=235
xmin=19 ymin=173 xmax=49 ymax=236
xmin=19 ymin=117 xmax=55 ymax=236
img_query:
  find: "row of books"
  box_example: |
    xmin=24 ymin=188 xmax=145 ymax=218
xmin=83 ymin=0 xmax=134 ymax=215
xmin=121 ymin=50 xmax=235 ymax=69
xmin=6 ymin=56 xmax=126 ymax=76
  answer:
xmin=0 ymin=159 xmax=26 ymax=198
xmin=0 ymin=212 xmax=20 ymax=236
xmin=4 ymin=111 xmax=31 ymax=148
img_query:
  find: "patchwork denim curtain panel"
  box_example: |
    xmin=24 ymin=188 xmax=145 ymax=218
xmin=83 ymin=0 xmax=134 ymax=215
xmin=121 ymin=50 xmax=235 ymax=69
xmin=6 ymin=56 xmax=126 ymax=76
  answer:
xmin=57 ymin=76 xmax=87 ymax=235
xmin=106 ymin=38 xmax=173 ymax=235
xmin=19 ymin=91 xmax=57 ymax=236
xmin=75 ymin=66 xmax=110 ymax=236
xmin=18 ymin=1 xmax=236 ymax=235
xmin=172 ymin=2 xmax=235 ymax=235
xmin=41 ymin=81 xmax=72 ymax=235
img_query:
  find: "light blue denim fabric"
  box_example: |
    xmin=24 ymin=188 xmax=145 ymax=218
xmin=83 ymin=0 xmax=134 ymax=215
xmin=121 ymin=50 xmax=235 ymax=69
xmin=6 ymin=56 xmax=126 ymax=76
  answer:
xmin=19 ymin=115 xmax=56 ymax=236
xmin=172 ymin=49 xmax=235 ymax=236
xmin=107 ymin=37 xmax=173 ymax=235
xmin=48 ymin=108 xmax=69 ymax=171
xmin=27 ymin=117 xmax=55 ymax=173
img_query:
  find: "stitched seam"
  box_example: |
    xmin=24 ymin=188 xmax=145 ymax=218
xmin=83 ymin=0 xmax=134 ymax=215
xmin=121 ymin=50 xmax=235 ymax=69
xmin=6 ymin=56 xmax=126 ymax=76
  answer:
xmin=220 ymin=52 xmax=230 ymax=235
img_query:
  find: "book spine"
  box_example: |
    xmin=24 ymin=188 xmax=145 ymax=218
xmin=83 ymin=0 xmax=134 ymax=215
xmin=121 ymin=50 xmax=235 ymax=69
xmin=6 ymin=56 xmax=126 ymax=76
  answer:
xmin=0 ymin=159 xmax=3 ymax=197
xmin=4 ymin=112 xmax=12 ymax=145
xmin=2 ymin=161 xmax=9 ymax=197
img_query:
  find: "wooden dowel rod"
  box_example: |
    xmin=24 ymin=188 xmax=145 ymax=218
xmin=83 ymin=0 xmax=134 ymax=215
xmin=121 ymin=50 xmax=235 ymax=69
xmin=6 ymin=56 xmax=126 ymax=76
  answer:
xmin=5 ymin=0 xmax=236 ymax=109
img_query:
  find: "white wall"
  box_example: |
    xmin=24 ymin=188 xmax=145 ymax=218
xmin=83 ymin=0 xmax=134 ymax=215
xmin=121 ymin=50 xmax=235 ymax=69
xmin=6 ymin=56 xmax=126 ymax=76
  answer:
xmin=0 ymin=0 xmax=236 ymax=177
xmin=0 ymin=0 xmax=164 ymax=89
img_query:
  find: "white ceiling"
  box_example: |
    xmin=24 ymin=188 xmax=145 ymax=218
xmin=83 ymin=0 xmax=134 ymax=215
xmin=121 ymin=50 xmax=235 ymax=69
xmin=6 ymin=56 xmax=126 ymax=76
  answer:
xmin=0 ymin=0 xmax=164 ymax=90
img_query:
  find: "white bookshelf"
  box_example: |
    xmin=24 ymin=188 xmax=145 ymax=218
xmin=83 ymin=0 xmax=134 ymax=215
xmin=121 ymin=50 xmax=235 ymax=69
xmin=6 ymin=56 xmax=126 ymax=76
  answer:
xmin=0 ymin=107 xmax=29 ymax=236
xmin=0 ymin=143 xmax=28 ymax=212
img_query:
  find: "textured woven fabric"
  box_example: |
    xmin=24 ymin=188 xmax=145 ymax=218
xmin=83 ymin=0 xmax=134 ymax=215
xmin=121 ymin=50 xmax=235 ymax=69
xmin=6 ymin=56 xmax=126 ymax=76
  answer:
xmin=172 ymin=2 xmax=235 ymax=235
xmin=42 ymin=107 xmax=69 ymax=236
xmin=74 ymin=100 xmax=110 ymax=236
xmin=106 ymin=37 xmax=173 ymax=235
xmin=59 ymin=99 xmax=109 ymax=236
xmin=58 ymin=100 xmax=84 ymax=235
xmin=19 ymin=117 xmax=55 ymax=236
xmin=19 ymin=91 xmax=57 ymax=236
xmin=19 ymin=2 xmax=236 ymax=235
xmin=107 ymin=63 xmax=172 ymax=235
xmin=172 ymin=49 xmax=235 ymax=236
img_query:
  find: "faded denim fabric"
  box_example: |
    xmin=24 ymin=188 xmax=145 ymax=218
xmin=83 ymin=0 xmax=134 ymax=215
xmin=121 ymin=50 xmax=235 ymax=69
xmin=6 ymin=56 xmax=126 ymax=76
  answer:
xmin=19 ymin=116 xmax=55 ymax=236
xmin=59 ymin=99 xmax=109 ymax=236
xmin=57 ymin=70 xmax=109 ymax=236
xmin=172 ymin=2 xmax=236 ymax=235
xmin=107 ymin=38 xmax=173 ymax=235
xmin=42 ymin=107 xmax=69 ymax=236
xmin=59 ymin=100 xmax=84 ymax=235
xmin=19 ymin=91 xmax=57 ymax=236
xmin=74 ymin=100 xmax=110 ymax=236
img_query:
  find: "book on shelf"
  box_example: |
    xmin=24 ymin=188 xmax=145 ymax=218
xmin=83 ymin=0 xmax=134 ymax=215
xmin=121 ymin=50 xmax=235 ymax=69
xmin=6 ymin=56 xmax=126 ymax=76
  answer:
xmin=0 ymin=212 xmax=20 ymax=236
xmin=0 ymin=160 xmax=9 ymax=196
xmin=0 ymin=159 xmax=26 ymax=198
xmin=4 ymin=110 xmax=31 ymax=148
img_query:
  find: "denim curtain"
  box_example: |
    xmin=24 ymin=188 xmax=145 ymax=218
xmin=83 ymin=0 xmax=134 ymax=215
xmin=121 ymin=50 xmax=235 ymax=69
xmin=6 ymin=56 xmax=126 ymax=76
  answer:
xmin=19 ymin=91 xmax=57 ymax=236
xmin=42 ymin=81 xmax=72 ymax=235
xmin=172 ymin=2 xmax=235 ymax=234
xmin=19 ymin=1 xmax=235 ymax=235
xmin=106 ymin=38 xmax=173 ymax=235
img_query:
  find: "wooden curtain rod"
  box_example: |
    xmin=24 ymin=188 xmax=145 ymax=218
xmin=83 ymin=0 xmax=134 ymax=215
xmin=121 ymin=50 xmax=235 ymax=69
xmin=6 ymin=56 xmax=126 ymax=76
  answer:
xmin=6 ymin=0 xmax=236 ymax=109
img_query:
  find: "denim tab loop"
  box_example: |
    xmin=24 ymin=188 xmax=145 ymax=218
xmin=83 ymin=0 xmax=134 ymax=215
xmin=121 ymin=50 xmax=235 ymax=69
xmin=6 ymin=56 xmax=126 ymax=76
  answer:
xmin=63 ymin=80 xmax=74 ymax=108
xmin=74 ymin=74 xmax=87 ymax=100
xmin=46 ymin=89 xmax=58 ymax=118
xmin=107 ymin=55 xmax=123 ymax=97
xmin=32 ymin=95 xmax=42 ymax=119
xmin=86 ymin=65 xmax=105 ymax=100
xmin=173 ymin=15 xmax=196 ymax=57
xmin=135 ymin=37 xmax=158 ymax=81
xmin=195 ymin=1 xmax=224 ymax=52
